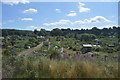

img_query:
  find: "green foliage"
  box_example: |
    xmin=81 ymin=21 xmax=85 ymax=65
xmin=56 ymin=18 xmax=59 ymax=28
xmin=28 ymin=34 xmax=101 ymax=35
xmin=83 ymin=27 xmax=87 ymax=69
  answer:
xmin=40 ymin=45 xmax=48 ymax=50
xmin=25 ymin=42 xmax=36 ymax=47
xmin=92 ymin=47 xmax=101 ymax=52
xmin=48 ymin=49 xmax=61 ymax=55
xmin=3 ymin=49 xmax=13 ymax=55
xmin=76 ymin=33 xmax=96 ymax=42
xmin=2 ymin=26 xmax=119 ymax=37
xmin=69 ymin=46 xmax=80 ymax=51
xmin=2 ymin=39 xmax=12 ymax=48
xmin=29 ymin=37 xmax=37 ymax=43
xmin=2 ymin=29 xmax=32 ymax=36
xmin=99 ymin=46 xmax=117 ymax=53
xmin=51 ymin=28 xmax=63 ymax=36
xmin=2 ymin=34 xmax=44 ymax=56
xmin=56 ymin=36 xmax=65 ymax=41
xmin=65 ymin=33 xmax=75 ymax=38
xmin=34 ymin=29 xmax=50 ymax=36
xmin=117 ymin=46 xmax=120 ymax=52
xmin=2 ymin=26 xmax=120 ymax=78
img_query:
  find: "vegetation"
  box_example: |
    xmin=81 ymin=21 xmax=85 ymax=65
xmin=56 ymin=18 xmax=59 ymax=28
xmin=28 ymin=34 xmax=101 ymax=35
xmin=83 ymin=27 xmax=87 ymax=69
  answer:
xmin=2 ymin=56 xmax=118 ymax=78
xmin=2 ymin=26 xmax=119 ymax=37
xmin=75 ymin=33 xmax=96 ymax=42
xmin=1 ymin=26 xmax=120 ymax=78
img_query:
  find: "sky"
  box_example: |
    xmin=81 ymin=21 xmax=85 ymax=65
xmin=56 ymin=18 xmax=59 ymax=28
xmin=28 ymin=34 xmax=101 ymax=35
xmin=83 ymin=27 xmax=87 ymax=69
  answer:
xmin=2 ymin=0 xmax=118 ymax=31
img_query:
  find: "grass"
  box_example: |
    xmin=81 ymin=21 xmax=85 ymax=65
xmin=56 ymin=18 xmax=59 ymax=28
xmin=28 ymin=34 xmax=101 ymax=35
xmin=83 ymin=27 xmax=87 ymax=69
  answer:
xmin=40 ymin=45 xmax=48 ymax=51
xmin=2 ymin=55 xmax=119 ymax=78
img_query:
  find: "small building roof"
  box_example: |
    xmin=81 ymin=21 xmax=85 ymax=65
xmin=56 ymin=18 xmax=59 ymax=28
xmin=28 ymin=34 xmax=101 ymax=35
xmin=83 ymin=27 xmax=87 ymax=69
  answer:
xmin=92 ymin=45 xmax=97 ymax=47
xmin=83 ymin=44 xmax=92 ymax=47
xmin=108 ymin=44 xmax=115 ymax=47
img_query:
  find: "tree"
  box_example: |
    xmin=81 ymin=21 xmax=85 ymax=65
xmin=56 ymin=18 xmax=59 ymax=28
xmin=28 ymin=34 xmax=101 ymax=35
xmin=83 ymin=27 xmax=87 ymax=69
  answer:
xmin=91 ymin=27 xmax=101 ymax=36
xmin=51 ymin=28 xmax=63 ymax=36
xmin=34 ymin=29 xmax=39 ymax=35
xmin=76 ymin=33 xmax=96 ymax=42
xmin=39 ymin=29 xmax=50 ymax=36
xmin=29 ymin=37 xmax=37 ymax=43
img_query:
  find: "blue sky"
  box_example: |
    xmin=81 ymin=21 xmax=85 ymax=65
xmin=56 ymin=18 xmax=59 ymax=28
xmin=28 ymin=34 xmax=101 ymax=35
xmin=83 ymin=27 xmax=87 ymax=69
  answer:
xmin=2 ymin=1 xmax=118 ymax=31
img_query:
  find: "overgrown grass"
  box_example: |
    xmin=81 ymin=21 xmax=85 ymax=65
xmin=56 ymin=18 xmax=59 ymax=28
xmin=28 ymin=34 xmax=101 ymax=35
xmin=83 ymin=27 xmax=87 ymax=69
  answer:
xmin=2 ymin=55 xmax=118 ymax=78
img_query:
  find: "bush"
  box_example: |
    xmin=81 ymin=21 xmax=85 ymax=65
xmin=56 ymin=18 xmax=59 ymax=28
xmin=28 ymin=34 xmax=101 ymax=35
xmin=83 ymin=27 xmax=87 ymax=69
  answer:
xmin=48 ymin=49 xmax=61 ymax=59
xmin=3 ymin=49 xmax=13 ymax=55
xmin=48 ymin=49 xmax=61 ymax=55
xmin=56 ymin=36 xmax=65 ymax=41
xmin=76 ymin=33 xmax=96 ymax=42
xmin=92 ymin=47 xmax=101 ymax=52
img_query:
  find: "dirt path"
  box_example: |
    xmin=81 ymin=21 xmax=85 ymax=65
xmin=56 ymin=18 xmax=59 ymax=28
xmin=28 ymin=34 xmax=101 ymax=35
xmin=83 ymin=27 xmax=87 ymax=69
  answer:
xmin=17 ymin=42 xmax=43 ymax=57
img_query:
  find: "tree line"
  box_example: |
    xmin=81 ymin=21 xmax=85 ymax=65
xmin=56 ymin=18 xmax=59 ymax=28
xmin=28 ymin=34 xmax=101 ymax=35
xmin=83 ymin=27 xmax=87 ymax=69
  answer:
xmin=2 ymin=26 xmax=119 ymax=37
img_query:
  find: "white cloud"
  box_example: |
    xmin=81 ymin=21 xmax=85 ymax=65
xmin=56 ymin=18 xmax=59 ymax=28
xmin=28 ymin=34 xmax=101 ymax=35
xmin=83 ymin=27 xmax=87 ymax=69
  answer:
xmin=74 ymin=16 xmax=111 ymax=24
xmin=74 ymin=21 xmax=85 ymax=24
xmin=2 ymin=0 xmax=30 ymax=5
xmin=55 ymin=9 xmax=61 ymax=13
xmin=74 ymin=19 xmax=90 ymax=24
xmin=43 ymin=19 xmax=71 ymax=26
xmin=90 ymin=16 xmax=111 ymax=23
xmin=79 ymin=7 xmax=91 ymax=13
xmin=23 ymin=8 xmax=38 ymax=13
xmin=67 ymin=13 xmax=77 ymax=17
xmin=26 ymin=26 xmax=41 ymax=29
xmin=70 ymin=11 xmax=75 ymax=12
xmin=43 ymin=16 xmax=111 ymax=26
xmin=78 ymin=2 xmax=91 ymax=13
xmin=21 ymin=18 xmax=33 ymax=21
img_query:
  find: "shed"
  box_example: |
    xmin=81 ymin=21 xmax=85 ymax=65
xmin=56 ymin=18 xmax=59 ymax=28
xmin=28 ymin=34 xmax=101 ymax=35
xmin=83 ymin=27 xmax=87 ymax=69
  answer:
xmin=37 ymin=36 xmax=45 ymax=39
xmin=25 ymin=46 xmax=31 ymax=49
xmin=108 ymin=44 xmax=115 ymax=47
xmin=81 ymin=44 xmax=92 ymax=54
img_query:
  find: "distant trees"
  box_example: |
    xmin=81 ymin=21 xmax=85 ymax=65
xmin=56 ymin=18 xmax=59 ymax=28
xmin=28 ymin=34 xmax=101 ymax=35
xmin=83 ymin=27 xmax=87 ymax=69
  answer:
xmin=75 ymin=33 xmax=96 ymax=42
xmin=49 ymin=26 xmax=118 ymax=37
xmin=2 ymin=26 xmax=119 ymax=37
xmin=2 ymin=29 xmax=32 ymax=37
xmin=34 ymin=29 xmax=50 ymax=36
xmin=34 ymin=29 xmax=39 ymax=35
xmin=91 ymin=27 xmax=101 ymax=36
xmin=61 ymin=28 xmax=71 ymax=35
xmin=51 ymin=28 xmax=63 ymax=36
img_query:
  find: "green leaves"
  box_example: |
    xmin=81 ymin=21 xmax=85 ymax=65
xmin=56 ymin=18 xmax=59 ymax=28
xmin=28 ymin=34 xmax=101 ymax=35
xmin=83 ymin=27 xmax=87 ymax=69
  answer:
xmin=76 ymin=33 xmax=96 ymax=42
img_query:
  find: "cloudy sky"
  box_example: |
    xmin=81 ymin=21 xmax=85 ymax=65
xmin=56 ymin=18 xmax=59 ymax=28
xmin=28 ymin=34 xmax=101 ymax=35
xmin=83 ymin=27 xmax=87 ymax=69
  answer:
xmin=2 ymin=0 xmax=118 ymax=31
